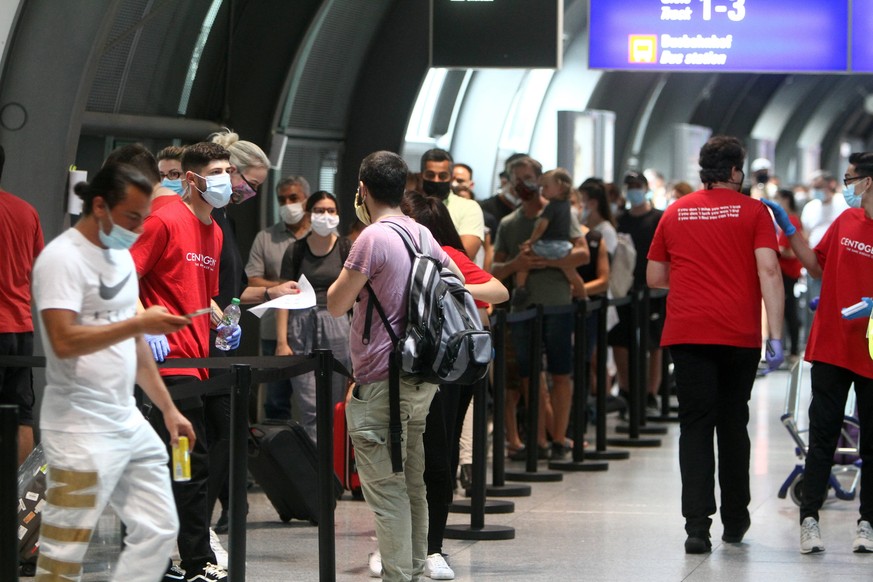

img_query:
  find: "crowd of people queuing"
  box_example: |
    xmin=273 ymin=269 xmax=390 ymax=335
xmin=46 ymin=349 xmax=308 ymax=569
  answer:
xmin=2 ymin=129 xmax=873 ymax=582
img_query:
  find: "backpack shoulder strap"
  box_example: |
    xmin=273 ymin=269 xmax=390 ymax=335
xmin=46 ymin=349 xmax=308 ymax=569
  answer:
xmin=288 ymin=233 xmax=311 ymax=281
xmin=337 ymin=235 xmax=352 ymax=263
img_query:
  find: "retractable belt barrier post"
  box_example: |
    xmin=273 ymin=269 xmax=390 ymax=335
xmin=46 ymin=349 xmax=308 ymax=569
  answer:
xmin=549 ymin=300 xmax=608 ymax=473
xmin=444 ymin=376 xmax=515 ymax=541
xmin=483 ymin=310 xmax=531 ymax=498
xmin=608 ymin=291 xmax=663 ymax=448
xmin=314 ymin=349 xmax=337 ymax=582
xmin=648 ymin=290 xmax=679 ymax=423
xmin=229 ymin=364 xmax=251 ymax=582
xmin=585 ymin=300 xmax=630 ymax=462
xmin=617 ymin=288 xmax=667 ymax=437
xmin=2 ymin=405 xmax=18 ymax=582
xmin=505 ymin=305 xmax=563 ymax=483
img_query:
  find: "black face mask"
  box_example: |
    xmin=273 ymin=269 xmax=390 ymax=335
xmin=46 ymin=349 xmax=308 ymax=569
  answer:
xmin=423 ymin=179 xmax=451 ymax=200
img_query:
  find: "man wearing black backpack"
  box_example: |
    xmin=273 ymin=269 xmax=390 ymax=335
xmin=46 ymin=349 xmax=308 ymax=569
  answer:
xmin=328 ymin=151 xmax=462 ymax=582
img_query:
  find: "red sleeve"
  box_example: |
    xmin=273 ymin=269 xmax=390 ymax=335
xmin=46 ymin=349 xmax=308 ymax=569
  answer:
xmin=130 ymin=214 xmax=170 ymax=277
xmin=752 ymin=204 xmax=779 ymax=251
xmin=32 ymin=211 xmax=44 ymax=259
xmin=444 ymin=246 xmax=492 ymax=308
xmin=814 ymin=214 xmax=836 ymax=269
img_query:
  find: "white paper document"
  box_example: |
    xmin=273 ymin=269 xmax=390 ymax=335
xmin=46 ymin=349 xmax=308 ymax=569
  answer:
xmin=248 ymin=275 xmax=316 ymax=318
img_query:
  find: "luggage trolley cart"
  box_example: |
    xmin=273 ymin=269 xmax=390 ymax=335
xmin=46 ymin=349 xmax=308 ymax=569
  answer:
xmin=778 ymin=360 xmax=862 ymax=506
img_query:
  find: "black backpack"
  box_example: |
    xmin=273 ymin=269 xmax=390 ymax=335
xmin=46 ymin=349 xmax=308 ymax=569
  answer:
xmin=363 ymin=220 xmax=492 ymax=471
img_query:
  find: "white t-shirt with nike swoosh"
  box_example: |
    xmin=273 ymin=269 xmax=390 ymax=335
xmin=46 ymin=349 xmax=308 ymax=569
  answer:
xmin=33 ymin=228 xmax=141 ymax=432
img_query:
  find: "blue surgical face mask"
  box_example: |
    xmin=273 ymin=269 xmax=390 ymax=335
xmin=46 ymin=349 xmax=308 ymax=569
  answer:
xmin=843 ymin=183 xmax=863 ymax=208
xmin=811 ymin=188 xmax=826 ymax=202
xmin=626 ymin=188 xmax=647 ymax=206
xmin=193 ymin=172 xmax=233 ymax=208
xmin=99 ymin=208 xmax=140 ymax=250
xmin=161 ymin=178 xmax=185 ymax=196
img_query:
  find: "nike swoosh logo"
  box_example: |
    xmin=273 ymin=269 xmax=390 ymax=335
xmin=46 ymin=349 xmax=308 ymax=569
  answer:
xmin=99 ymin=272 xmax=132 ymax=300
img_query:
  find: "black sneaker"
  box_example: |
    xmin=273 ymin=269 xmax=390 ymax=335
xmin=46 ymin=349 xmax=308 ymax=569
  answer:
xmin=685 ymin=534 xmax=712 ymax=554
xmin=551 ymin=442 xmax=571 ymax=460
xmin=186 ymin=563 xmax=227 ymax=581
xmin=163 ymin=564 xmax=186 ymax=581
xmin=722 ymin=519 xmax=751 ymax=543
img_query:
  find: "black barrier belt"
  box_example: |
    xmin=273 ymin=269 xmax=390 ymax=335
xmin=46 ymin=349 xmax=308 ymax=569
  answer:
xmin=0 ymin=355 xmax=45 ymax=367
xmin=0 ymin=354 xmax=353 ymax=402
xmin=498 ymin=300 xmax=606 ymax=326
xmin=610 ymin=295 xmax=634 ymax=308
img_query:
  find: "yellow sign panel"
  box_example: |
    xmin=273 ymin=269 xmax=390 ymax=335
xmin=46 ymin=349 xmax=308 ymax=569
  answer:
xmin=629 ymin=35 xmax=658 ymax=64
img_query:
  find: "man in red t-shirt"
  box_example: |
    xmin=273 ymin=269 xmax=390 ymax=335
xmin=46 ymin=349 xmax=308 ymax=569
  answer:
xmin=0 ymin=145 xmax=44 ymax=465
xmin=765 ymin=151 xmax=873 ymax=555
xmin=647 ymin=135 xmax=784 ymax=554
xmin=130 ymin=142 xmax=233 ymax=581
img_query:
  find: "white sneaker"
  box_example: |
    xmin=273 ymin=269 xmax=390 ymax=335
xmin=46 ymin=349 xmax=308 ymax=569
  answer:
xmin=368 ymin=550 xmax=382 ymax=578
xmin=853 ymin=520 xmax=873 ymax=553
xmin=424 ymin=553 xmax=455 ymax=580
xmin=209 ymin=528 xmax=229 ymax=569
xmin=800 ymin=517 xmax=825 ymax=554
xmin=186 ymin=562 xmax=227 ymax=581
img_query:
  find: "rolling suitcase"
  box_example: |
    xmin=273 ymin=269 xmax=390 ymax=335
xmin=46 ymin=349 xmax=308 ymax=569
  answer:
xmin=248 ymin=420 xmax=341 ymax=524
xmin=333 ymin=402 xmax=363 ymax=500
xmin=18 ymin=444 xmax=48 ymax=575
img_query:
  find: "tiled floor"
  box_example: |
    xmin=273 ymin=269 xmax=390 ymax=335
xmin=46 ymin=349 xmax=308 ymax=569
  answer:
xmin=80 ymin=366 xmax=872 ymax=581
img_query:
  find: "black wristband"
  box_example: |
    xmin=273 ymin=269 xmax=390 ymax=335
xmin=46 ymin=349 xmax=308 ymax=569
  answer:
xmin=264 ymin=288 xmax=271 ymax=302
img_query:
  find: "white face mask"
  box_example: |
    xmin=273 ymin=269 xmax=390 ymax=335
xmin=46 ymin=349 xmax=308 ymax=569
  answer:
xmin=193 ymin=172 xmax=233 ymax=208
xmin=279 ymin=202 xmax=305 ymax=225
xmin=310 ymin=212 xmax=340 ymax=236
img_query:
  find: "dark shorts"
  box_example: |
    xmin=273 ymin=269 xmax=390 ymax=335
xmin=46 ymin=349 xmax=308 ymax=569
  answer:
xmin=607 ymin=297 xmax=665 ymax=350
xmin=509 ymin=313 xmax=574 ymax=378
xmin=0 ymin=332 xmax=35 ymax=425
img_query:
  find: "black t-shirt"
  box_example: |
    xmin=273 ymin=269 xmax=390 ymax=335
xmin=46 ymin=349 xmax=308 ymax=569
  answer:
xmin=540 ymin=198 xmax=571 ymax=241
xmin=212 ymin=208 xmax=247 ymax=307
xmin=577 ymin=229 xmax=604 ymax=297
xmin=617 ymin=207 xmax=663 ymax=290
xmin=480 ymin=194 xmax=516 ymax=225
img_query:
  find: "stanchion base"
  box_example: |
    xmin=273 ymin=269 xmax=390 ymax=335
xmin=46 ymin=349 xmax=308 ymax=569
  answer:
xmin=585 ymin=449 xmax=631 ymax=461
xmin=548 ymin=458 xmax=609 ymax=472
xmin=484 ymin=483 xmax=532 ymax=497
xmin=648 ymin=414 xmax=680 ymax=423
xmin=607 ymin=437 xmax=662 ymax=448
xmin=449 ymin=499 xmax=515 ymax=514
xmin=444 ymin=524 xmax=516 ymax=541
xmin=614 ymin=424 xmax=668 ymax=435
xmin=504 ymin=470 xmax=563 ymax=482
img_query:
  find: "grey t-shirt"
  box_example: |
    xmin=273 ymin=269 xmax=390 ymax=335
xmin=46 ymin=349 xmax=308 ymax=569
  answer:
xmin=494 ymin=207 xmax=582 ymax=310
xmin=245 ymin=221 xmax=305 ymax=340
xmin=280 ymin=239 xmax=345 ymax=307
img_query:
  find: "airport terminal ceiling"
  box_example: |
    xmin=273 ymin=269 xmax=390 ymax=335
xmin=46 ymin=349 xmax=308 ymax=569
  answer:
xmin=1 ymin=0 xmax=873 ymax=246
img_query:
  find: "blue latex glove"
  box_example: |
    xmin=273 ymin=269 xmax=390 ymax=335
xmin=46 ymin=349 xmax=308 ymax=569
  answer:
xmin=842 ymin=297 xmax=873 ymax=320
xmin=765 ymin=338 xmax=784 ymax=372
xmin=761 ymin=198 xmax=796 ymax=236
xmin=144 ymin=334 xmax=170 ymax=362
xmin=217 ymin=324 xmax=242 ymax=350
xmin=809 ymin=296 xmax=819 ymax=312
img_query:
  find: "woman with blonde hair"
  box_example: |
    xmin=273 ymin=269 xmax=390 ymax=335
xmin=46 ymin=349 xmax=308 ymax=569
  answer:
xmin=210 ymin=128 xmax=271 ymax=204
